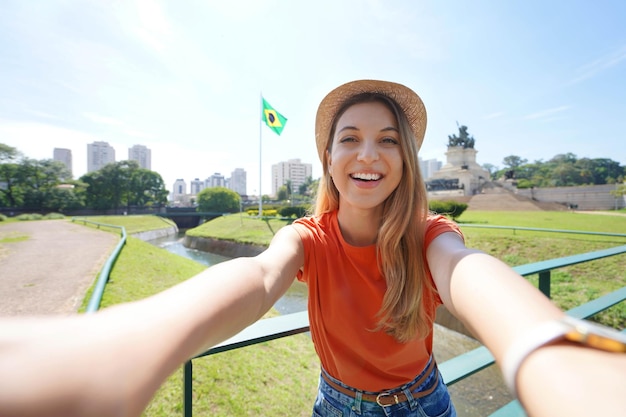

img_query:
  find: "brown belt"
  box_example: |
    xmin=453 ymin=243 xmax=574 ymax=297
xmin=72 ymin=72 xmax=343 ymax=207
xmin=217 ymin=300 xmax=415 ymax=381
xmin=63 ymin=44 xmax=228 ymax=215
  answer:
xmin=321 ymin=359 xmax=439 ymax=407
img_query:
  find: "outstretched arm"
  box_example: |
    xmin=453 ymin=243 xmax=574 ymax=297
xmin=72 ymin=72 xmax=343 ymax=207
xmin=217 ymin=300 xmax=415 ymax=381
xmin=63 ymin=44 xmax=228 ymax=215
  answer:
xmin=0 ymin=225 xmax=303 ymax=417
xmin=427 ymin=232 xmax=626 ymax=417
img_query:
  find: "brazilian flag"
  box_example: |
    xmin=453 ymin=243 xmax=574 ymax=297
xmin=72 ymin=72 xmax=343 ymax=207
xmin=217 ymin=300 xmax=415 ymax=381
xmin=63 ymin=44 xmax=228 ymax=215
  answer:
xmin=261 ymin=97 xmax=287 ymax=136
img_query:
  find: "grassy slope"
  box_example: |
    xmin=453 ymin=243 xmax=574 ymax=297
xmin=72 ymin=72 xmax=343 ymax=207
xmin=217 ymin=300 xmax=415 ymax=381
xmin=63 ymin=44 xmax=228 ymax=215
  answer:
xmin=185 ymin=215 xmax=292 ymax=245
xmin=77 ymin=214 xmax=178 ymax=234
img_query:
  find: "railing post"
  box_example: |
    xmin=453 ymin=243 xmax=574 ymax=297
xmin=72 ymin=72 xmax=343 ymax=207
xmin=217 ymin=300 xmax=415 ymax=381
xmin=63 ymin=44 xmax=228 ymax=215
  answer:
xmin=184 ymin=360 xmax=193 ymax=417
xmin=538 ymin=270 xmax=551 ymax=298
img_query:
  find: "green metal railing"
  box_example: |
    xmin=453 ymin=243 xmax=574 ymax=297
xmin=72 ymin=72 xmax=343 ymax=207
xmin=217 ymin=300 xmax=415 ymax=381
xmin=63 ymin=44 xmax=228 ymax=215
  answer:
xmin=71 ymin=218 xmax=127 ymax=313
xmin=182 ymin=226 xmax=626 ymax=417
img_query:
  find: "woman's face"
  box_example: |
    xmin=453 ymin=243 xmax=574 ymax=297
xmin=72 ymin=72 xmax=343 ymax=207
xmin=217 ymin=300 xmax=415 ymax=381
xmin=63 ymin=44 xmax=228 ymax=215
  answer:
xmin=327 ymin=101 xmax=403 ymax=213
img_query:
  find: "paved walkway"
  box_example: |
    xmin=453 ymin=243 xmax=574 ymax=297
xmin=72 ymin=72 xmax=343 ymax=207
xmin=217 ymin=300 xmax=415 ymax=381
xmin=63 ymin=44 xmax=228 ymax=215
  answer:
xmin=0 ymin=219 xmax=118 ymax=316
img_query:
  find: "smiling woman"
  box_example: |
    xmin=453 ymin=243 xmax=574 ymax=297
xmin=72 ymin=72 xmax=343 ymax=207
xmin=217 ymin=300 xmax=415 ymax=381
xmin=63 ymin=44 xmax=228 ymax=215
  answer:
xmin=0 ymin=80 xmax=625 ymax=417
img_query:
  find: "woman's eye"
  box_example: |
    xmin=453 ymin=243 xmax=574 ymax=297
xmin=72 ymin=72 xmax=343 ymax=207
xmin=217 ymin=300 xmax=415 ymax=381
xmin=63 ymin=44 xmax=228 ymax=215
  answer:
xmin=381 ymin=137 xmax=399 ymax=144
xmin=339 ymin=136 xmax=357 ymax=143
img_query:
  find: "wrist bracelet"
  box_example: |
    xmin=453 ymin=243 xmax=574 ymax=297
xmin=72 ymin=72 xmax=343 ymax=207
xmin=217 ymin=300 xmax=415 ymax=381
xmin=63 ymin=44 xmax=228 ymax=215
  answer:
xmin=501 ymin=319 xmax=570 ymax=399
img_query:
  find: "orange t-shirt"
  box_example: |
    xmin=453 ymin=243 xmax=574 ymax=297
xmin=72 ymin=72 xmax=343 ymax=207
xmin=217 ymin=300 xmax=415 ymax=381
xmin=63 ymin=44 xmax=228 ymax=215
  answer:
xmin=293 ymin=211 xmax=463 ymax=391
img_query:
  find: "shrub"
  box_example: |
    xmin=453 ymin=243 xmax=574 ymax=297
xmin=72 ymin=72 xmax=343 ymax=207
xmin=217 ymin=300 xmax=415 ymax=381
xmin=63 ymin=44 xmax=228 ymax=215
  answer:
xmin=429 ymin=200 xmax=468 ymax=220
xmin=246 ymin=209 xmax=278 ymax=217
xmin=0 ymin=214 xmax=7 ymax=222
xmin=44 ymin=212 xmax=66 ymax=220
xmin=16 ymin=213 xmax=44 ymax=221
xmin=196 ymin=187 xmax=240 ymax=213
xmin=516 ymin=179 xmax=534 ymax=189
xmin=279 ymin=205 xmax=310 ymax=218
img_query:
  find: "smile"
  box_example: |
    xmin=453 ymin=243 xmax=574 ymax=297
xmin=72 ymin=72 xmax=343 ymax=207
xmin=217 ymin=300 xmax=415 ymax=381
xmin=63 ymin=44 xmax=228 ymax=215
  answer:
xmin=350 ymin=172 xmax=382 ymax=181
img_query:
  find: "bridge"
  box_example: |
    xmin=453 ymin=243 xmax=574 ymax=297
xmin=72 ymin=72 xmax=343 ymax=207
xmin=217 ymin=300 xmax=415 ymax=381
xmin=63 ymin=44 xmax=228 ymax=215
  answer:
xmin=156 ymin=208 xmax=224 ymax=228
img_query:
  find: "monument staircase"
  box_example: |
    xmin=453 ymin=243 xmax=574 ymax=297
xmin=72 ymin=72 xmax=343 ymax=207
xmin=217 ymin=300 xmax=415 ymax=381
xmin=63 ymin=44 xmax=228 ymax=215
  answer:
xmin=467 ymin=182 xmax=569 ymax=211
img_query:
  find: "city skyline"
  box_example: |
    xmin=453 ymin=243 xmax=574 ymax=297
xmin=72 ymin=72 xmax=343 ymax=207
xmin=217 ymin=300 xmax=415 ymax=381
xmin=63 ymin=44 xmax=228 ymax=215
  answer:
xmin=42 ymin=141 xmax=260 ymax=195
xmin=2 ymin=1 xmax=625 ymax=196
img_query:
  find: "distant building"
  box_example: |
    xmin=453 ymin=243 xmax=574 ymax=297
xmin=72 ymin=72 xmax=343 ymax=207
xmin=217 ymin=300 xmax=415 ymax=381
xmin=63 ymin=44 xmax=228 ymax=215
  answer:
xmin=206 ymin=173 xmax=226 ymax=188
xmin=229 ymin=168 xmax=247 ymax=195
xmin=190 ymin=178 xmax=205 ymax=195
xmin=419 ymin=157 xmax=442 ymax=179
xmin=87 ymin=141 xmax=115 ymax=172
xmin=53 ymin=148 xmax=72 ymax=176
xmin=271 ymin=158 xmax=312 ymax=197
xmin=172 ymin=179 xmax=186 ymax=198
xmin=128 ymin=144 xmax=151 ymax=170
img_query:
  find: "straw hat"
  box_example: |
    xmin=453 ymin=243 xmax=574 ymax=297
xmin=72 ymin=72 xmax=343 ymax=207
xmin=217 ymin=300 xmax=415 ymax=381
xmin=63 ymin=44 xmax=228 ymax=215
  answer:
xmin=314 ymin=79 xmax=427 ymax=162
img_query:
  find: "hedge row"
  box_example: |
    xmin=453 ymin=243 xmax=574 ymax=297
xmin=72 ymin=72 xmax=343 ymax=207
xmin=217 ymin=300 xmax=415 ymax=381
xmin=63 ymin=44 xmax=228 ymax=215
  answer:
xmin=246 ymin=205 xmax=311 ymax=218
xmin=243 ymin=202 xmax=467 ymax=221
xmin=428 ymin=200 xmax=468 ymax=220
xmin=0 ymin=213 xmax=66 ymax=222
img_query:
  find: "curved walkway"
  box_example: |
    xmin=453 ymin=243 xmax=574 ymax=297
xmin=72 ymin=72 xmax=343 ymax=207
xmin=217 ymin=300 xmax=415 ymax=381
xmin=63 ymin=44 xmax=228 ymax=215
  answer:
xmin=0 ymin=219 xmax=118 ymax=316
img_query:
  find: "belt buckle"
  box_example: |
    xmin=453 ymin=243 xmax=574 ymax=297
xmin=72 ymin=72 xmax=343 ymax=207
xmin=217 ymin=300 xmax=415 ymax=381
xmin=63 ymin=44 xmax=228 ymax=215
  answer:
xmin=376 ymin=392 xmax=400 ymax=407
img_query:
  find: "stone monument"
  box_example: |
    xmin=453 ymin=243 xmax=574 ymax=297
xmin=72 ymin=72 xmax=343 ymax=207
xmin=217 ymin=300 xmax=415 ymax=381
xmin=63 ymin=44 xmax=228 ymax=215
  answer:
xmin=426 ymin=124 xmax=490 ymax=196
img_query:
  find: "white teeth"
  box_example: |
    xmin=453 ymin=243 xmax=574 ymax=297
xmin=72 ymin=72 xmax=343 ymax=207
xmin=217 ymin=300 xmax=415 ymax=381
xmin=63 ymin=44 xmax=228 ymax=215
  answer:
xmin=351 ymin=173 xmax=381 ymax=181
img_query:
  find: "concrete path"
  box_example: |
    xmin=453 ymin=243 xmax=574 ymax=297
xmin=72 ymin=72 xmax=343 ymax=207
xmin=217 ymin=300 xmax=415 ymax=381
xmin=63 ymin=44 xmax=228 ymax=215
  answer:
xmin=0 ymin=219 xmax=118 ymax=316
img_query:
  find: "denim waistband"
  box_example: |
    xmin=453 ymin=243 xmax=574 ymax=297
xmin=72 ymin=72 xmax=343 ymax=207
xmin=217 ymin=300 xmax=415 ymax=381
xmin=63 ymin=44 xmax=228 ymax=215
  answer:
xmin=320 ymin=355 xmax=438 ymax=406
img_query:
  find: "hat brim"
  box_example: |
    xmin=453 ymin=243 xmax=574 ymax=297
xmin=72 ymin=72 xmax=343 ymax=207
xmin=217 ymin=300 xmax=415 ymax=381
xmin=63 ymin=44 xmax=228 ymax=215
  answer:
xmin=314 ymin=79 xmax=427 ymax=162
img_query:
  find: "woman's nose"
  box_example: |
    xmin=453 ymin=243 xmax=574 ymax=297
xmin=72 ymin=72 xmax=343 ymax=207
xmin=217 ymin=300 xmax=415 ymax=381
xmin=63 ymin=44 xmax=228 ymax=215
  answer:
xmin=357 ymin=141 xmax=379 ymax=163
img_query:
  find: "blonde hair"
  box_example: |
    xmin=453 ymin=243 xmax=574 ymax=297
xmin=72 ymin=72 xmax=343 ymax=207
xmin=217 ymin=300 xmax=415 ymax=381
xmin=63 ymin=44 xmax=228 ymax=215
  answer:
xmin=315 ymin=93 xmax=432 ymax=342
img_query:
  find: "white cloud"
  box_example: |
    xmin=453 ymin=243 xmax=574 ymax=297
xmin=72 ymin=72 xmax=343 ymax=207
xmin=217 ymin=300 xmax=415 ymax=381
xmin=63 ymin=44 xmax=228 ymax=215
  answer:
xmin=570 ymin=44 xmax=626 ymax=84
xmin=523 ymin=106 xmax=571 ymax=121
xmin=483 ymin=112 xmax=505 ymax=120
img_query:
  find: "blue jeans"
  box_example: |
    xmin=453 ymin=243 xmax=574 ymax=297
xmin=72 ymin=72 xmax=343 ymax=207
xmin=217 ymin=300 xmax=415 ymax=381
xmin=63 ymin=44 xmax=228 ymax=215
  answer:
xmin=312 ymin=356 xmax=456 ymax=417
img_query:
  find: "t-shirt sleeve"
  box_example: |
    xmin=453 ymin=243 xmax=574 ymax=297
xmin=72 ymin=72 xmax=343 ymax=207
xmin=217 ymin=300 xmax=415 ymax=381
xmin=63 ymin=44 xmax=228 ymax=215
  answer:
xmin=291 ymin=217 xmax=314 ymax=282
xmin=424 ymin=215 xmax=464 ymax=247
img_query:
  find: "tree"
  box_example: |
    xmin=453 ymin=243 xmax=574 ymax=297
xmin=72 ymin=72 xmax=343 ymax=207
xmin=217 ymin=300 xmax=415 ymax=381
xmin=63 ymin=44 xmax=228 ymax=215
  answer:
xmin=502 ymin=155 xmax=528 ymax=169
xmin=0 ymin=144 xmax=23 ymax=207
xmin=482 ymin=163 xmax=498 ymax=179
xmin=80 ymin=161 xmax=168 ymax=211
xmin=298 ymin=176 xmax=315 ymax=196
xmin=20 ymin=159 xmax=72 ymax=210
xmin=81 ymin=162 xmax=131 ymax=210
xmin=0 ymin=162 xmax=22 ymax=207
xmin=128 ymin=169 xmax=168 ymax=207
xmin=610 ymin=183 xmax=626 ymax=196
xmin=0 ymin=144 xmax=20 ymax=163
xmin=285 ymin=179 xmax=292 ymax=200
xmin=551 ymin=163 xmax=581 ymax=186
xmin=44 ymin=185 xmax=86 ymax=211
xmin=0 ymin=144 xmax=84 ymax=211
xmin=277 ymin=185 xmax=289 ymax=201
xmin=491 ymin=153 xmax=625 ymax=188
xmin=196 ymin=187 xmax=240 ymax=213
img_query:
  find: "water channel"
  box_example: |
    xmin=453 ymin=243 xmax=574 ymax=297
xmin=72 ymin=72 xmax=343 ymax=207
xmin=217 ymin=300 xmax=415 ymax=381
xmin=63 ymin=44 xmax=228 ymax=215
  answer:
xmin=148 ymin=232 xmax=513 ymax=417
xmin=147 ymin=232 xmax=308 ymax=315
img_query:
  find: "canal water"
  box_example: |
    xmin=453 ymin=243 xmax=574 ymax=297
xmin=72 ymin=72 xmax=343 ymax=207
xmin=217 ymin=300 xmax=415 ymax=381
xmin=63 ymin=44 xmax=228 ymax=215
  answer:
xmin=148 ymin=233 xmax=513 ymax=417
xmin=147 ymin=232 xmax=308 ymax=315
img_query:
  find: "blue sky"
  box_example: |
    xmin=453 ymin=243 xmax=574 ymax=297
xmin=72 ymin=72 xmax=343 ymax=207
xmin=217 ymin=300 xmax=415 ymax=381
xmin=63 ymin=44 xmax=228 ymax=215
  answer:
xmin=1 ymin=0 xmax=625 ymax=196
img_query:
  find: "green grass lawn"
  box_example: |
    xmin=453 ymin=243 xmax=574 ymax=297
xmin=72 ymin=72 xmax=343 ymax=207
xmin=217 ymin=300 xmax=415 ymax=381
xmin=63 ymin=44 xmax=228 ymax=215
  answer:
xmin=81 ymin=212 xmax=625 ymax=416
xmin=75 ymin=214 xmax=177 ymax=234
xmin=186 ymin=214 xmax=293 ymax=245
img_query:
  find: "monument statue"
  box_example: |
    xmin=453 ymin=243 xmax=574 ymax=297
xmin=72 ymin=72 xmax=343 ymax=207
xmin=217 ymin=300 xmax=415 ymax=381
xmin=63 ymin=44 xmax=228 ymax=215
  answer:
xmin=427 ymin=122 xmax=489 ymax=196
xmin=447 ymin=124 xmax=475 ymax=149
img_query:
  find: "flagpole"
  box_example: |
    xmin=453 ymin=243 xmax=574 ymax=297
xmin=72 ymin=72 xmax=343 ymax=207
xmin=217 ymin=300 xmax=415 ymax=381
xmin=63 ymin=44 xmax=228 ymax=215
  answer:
xmin=259 ymin=93 xmax=263 ymax=218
